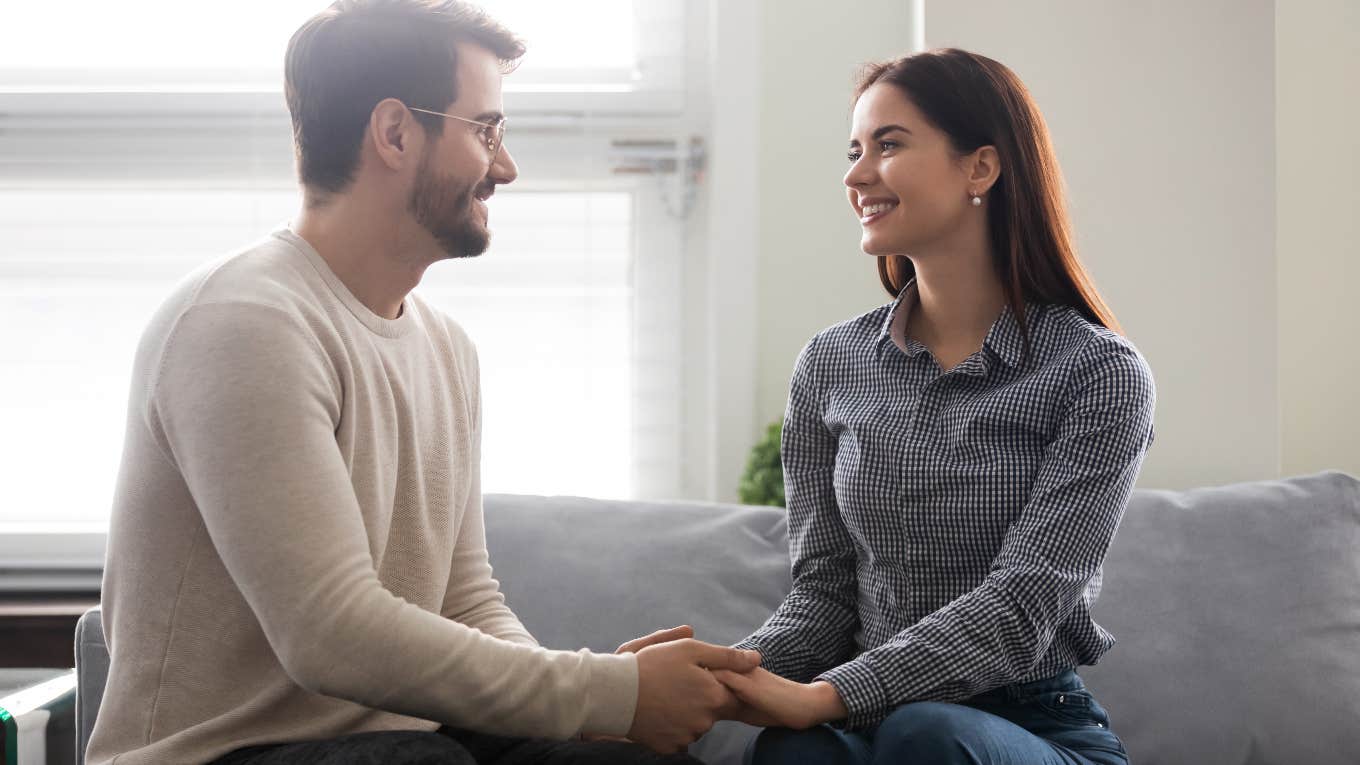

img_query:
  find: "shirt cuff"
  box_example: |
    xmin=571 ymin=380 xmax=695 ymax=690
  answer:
xmin=579 ymin=651 xmax=639 ymax=738
xmin=732 ymin=633 xmax=814 ymax=680
xmin=817 ymin=659 xmax=890 ymax=730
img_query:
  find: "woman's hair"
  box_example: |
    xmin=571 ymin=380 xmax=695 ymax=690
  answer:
xmin=856 ymin=48 xmax=1121 ymax=344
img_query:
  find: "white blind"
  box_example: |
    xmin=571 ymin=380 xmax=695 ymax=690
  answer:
xmin=0 ymin=0 xmax=679 ymax=111
xmin=0 ymin=0 xmax=693 ymax=536
xmin=0 ymin=183 xmax=642 ymax=529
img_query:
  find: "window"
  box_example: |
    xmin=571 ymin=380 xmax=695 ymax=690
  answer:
xmin=0 ymin=0 xmax=696 ymax=582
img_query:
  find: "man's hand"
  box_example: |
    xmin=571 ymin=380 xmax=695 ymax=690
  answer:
xmin=711 ymin=667 xmax=848 ymax=731
xmin=617 ymin=625 xmax=695 ymax=654
xmin=627 ymin=639 xmax=762 ymax=753
xmin=582 ymin=626 xmax=703 ymax=744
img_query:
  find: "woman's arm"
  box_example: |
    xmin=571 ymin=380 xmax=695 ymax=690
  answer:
xmin=734 ymin=336 xmax=862 ymax=682
xmin=817 ymin=334 xmax=1157 ymax=729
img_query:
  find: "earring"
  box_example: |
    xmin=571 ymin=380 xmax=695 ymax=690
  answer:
xmin=970 ymin=192 xmax=983 ymax=207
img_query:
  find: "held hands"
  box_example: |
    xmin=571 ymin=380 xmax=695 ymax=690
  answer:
xmin=623 ymin=627 xmax=849 ymax=733
xmin=612 ymin=625 xmax=763 ymax=754
xmin=601 ymin=625 xmax=849 ymax=753
xmin=710 ymin=667 xmax=848 ymax=731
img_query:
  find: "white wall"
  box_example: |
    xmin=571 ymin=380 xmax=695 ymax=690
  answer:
xmin=751 ymin=0 xmax=921 ymax=439
xmin=894 ymin=1 xmax=1281 ymax=489
xmin=1277 ymin=0 xmax=1360 ymax=478
xmin=721 ymin=0 xmax=1356 ymax=498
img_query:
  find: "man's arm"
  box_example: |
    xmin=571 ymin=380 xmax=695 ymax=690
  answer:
xmin=151 ymin=302 xmax=631 ymax=738
xmin=440 ymin=349 xmax=536 ymax=645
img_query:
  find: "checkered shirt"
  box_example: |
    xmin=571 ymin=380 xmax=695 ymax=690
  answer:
xmin=735 ymin=284 xmax=1156 ymax=729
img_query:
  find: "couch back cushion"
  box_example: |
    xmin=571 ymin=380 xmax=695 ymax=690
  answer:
xmin=482 ymin=495 xmax=791 ymax=764
xmin=483 ymin=494 xmax=791 ymax=652
xmin=1083 ymin=471 xmax=1360 ymax=765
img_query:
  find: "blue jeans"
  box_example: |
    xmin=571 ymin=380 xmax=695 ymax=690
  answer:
xmin=746 ymin=671 xmax=1128 ymax=765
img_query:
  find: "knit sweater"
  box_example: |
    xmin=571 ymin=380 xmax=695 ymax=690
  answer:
xmin=87 ymin=229 xmax=637 ymax=765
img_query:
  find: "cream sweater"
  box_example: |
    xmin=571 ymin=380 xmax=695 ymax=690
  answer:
xmin=87 ymin=230 xmax=638 ymax=765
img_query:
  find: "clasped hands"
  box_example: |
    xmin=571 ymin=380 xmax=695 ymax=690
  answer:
xmin=608 ymin=625 xmax=848 ymax=754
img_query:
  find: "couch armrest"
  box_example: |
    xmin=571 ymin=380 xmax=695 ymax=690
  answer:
xmin=74 ymin=607 xmax=107 ymax=765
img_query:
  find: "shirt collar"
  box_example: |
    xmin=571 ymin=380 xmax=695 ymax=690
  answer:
xmin=876 ymin=277 xmax=1034 ymax=369
xmin=875 ymin=279 xmax=917 ymax=358
xmin=981 ymin=301 xmax=1030 ymax=369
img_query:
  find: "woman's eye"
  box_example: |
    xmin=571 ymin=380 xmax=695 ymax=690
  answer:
xmin=878 ymin=140 xmax=899 ymax=153
xmin=846 ymin=150 xmax=862 ymax=163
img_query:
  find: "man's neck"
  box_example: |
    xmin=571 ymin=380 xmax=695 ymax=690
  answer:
xmin=291 ymin=191 xmax=434 ymax=320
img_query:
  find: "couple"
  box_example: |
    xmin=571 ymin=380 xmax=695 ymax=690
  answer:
xmin=88 ymin=1 xmax=1154 ymax=764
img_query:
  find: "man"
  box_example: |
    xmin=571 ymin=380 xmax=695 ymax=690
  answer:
xmin=86 ymin=2 xmax=758 ymax=763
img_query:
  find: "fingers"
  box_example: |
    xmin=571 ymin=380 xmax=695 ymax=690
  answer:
xmin=710 ymin=668 xmax=748 ymax=690
xmin=617 ymin=625 xmax=695 ymax=654
xmin=711 ymin=669 xmax=760 ymax=707
xmin=689 ymin=642 xmax=761 ymax=672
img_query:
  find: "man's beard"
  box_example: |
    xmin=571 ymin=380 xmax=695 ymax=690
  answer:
xmin=409 ymin=151 xmax=492 ymax=259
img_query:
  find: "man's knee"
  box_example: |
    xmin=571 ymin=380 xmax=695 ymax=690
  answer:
xmin=874 ymin=702 xmax=982 ymax=762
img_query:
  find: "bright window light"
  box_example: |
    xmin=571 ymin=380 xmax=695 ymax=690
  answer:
xmin=0 ymin=0 xmax=636 ymax=91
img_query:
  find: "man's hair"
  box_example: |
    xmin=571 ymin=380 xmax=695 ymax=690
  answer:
xmin=285 ymin=0 xmax=524 ymax=194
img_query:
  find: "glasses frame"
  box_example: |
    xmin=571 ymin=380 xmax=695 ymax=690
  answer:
xmin=408 ymin=106 xmax=506 ymax=166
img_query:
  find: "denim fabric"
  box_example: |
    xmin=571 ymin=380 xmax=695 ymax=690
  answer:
xmin=747 ymin=671 xmax=1128 ymax=765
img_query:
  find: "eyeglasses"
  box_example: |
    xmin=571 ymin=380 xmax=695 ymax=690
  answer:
xmin=408 ymin=107 xmax=506 ymax=166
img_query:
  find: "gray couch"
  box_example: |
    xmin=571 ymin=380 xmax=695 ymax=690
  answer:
xmin=75 ymin=471 xmax=1360 ymax=764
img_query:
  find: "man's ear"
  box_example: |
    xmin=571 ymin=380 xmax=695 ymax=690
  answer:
xmin=369 ymin=98 xmax=422 ymax=172
xmin=967 ymin=145 xmax=1001 ymax=194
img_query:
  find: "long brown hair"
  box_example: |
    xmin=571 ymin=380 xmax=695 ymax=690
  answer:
xmin=857 ymin=49 xmax=1121 ymax=347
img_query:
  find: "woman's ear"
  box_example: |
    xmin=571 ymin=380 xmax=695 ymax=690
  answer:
xmin=967 ymin=145 xmax=1001 ymax=194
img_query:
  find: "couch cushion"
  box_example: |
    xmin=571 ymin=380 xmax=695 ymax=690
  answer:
xmin=483 ymin=494 xmax=789 ymax=763
xmin=1083 ymin=471 xmax=1360 ymax=765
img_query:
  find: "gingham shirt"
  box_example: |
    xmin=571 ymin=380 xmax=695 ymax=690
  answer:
xmin=735 ymin=281 xmax=1156 ymax=729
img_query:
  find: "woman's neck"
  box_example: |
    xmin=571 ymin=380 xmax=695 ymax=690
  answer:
xmin=903 ymin=249 xmax=1007 ymax=367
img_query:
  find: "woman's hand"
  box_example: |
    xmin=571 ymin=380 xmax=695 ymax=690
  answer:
xmin=711 ymin=667 xmax=848 ymax=730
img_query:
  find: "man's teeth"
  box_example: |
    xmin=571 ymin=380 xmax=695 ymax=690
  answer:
xmin=862 ymin=202 xmax=897 ymax=217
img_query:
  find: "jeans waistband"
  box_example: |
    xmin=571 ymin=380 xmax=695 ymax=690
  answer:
xmin=966 ymin=669 xmax=1084 ymax=705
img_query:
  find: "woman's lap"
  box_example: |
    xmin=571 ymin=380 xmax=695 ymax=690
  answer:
xmin=746 ymin=672 xmax=1128 ymax=765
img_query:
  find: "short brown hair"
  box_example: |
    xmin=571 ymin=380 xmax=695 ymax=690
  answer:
xmin=285 ymin=0 xmax=524 ymax=194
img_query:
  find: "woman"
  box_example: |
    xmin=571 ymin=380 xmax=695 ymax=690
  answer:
xmin=714 ymin=49 xmax=1154 ymax=765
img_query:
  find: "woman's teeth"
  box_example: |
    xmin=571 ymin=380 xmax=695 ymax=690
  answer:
xmin=861 ymin=202 xmax=897 ymax=217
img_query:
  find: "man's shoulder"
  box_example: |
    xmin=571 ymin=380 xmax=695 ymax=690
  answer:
xmin=133 ymin=234 xmax=332 ymax=378
xmin=183 ymin=232 xmax=322 ymax=313
xmin=407 ymin=292 xmax=478 ymax=357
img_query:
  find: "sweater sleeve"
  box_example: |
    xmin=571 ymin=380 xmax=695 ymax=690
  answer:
xmin=150 ymin=302 xmax=635 ymax=738
xmin=440 ymin=343 xmax=538 ymax=646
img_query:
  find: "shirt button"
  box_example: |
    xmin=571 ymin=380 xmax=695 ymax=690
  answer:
xmin=1058 ymin=695 xmax=1065 ymax=703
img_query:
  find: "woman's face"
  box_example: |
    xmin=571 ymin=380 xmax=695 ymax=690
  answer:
xmin=844 ymin=83 xmax=978 ymax=257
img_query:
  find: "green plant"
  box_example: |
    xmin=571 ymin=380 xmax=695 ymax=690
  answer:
xmin=738 ymin=420 xmax=785 ymax=507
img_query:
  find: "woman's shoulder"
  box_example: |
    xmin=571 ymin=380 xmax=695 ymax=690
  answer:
xmin=1038 ymin=304 xmax=1154 ymax=397
xmin=804 ymin=301 xmax=896 ymax=356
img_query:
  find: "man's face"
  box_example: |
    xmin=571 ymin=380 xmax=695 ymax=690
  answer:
xmin=409 ymin=42 xmax=517 ymax=259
